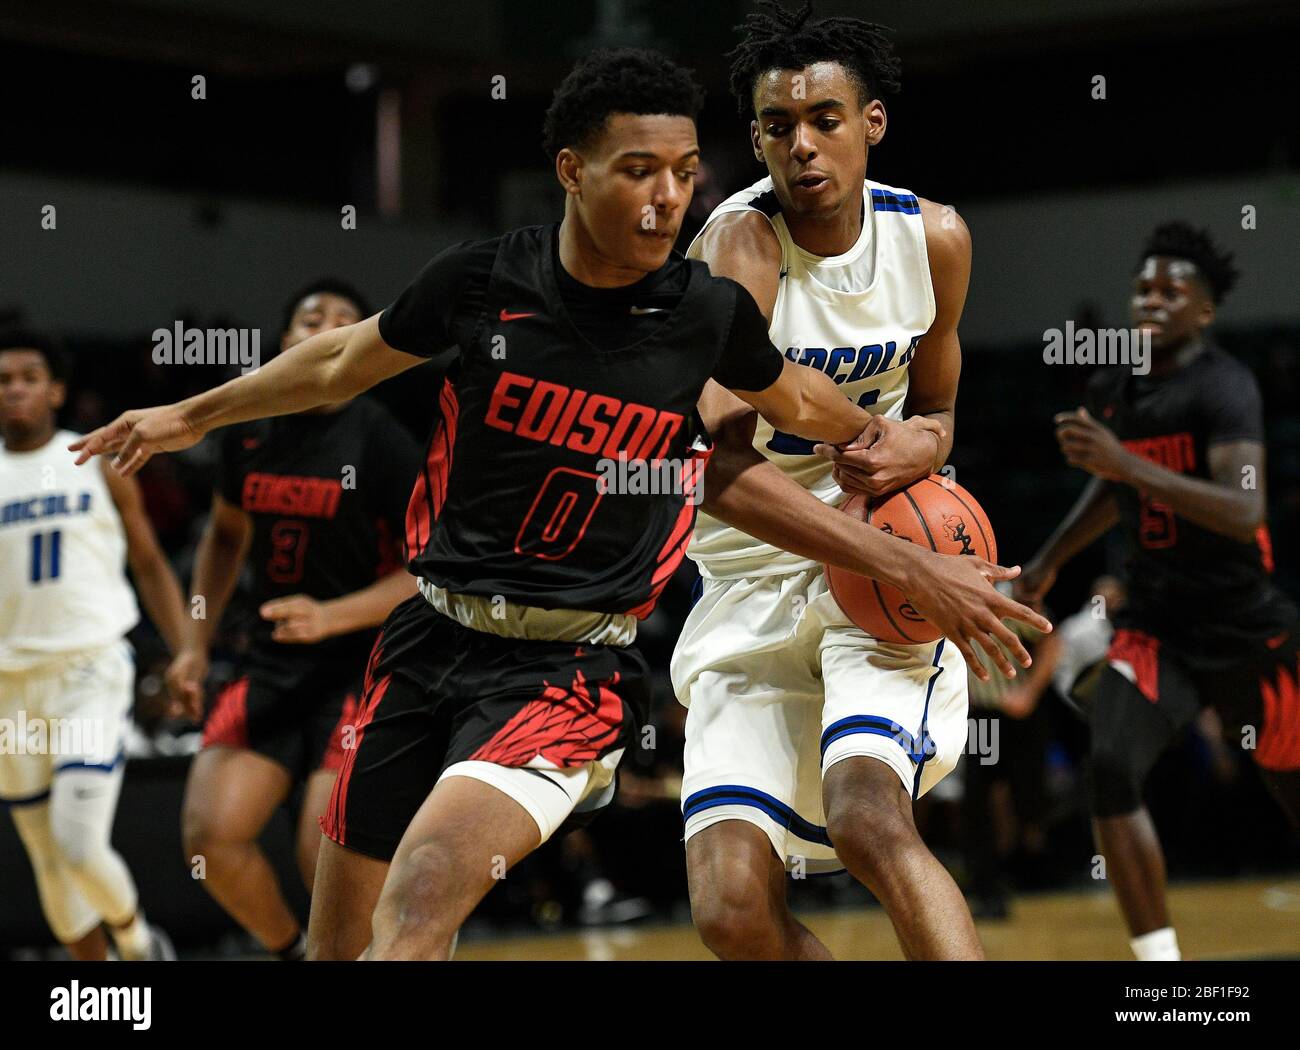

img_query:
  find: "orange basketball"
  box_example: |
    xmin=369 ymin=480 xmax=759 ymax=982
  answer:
xmin=825 ymin=474 xmax=997 ymax=644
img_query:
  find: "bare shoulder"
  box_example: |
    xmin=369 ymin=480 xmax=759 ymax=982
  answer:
xmin=918 ymin=197 xmax=972 ymax=263
xmin=692 ymin=209 xmax=781 ymax=270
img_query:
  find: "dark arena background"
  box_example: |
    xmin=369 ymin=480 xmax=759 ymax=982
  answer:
xmin=2 ymin=0 xmax=1299 ymax=989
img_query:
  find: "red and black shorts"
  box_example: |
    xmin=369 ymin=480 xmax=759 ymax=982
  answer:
xmin=1095 ymin=624 xmax=1300 ymax=772
xmin=202 ymin=656 xmax=361 ymax=781
xmin=321 ymin=594 xmax=650 ymax=861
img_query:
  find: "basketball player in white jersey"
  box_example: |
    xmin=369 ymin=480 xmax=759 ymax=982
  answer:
xmin=0 ymin=332 xmax=187 ymax=960
xmin=673 ymin=3 xmax=995 ymax=959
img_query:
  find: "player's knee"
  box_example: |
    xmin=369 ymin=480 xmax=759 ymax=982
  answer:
xmin=826 ymin=796 xmax=915 ymax=881
xmin=375 ymin=840 xmax=462 ymax=937
xmin=49 ymin=817 xmax=95 ymax=872
xmin=691 ymin=885 xmax=781 ymax=959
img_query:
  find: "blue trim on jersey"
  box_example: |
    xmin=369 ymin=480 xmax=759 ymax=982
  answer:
xmin=870 ymin=189 xmax=920 ymax=214
xmin=911 ymin=640 xmax=946 ymax=799
xmin=818 ymin=639 xmax=946 ymax=798
xmin=0 ymin=786 xmax=52 ymax=808
xmin=53 ymin=748 xmax=125 ymax=775
xmin=821 ymin=715 xmax=918 ymax=757
xmin=682 ymin=784 xmax=832 ymax=847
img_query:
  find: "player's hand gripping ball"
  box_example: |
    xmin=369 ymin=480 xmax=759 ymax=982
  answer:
xmin=826 ymin=474 xmax=997 ymax=644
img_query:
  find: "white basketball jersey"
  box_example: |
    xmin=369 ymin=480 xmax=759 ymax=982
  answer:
xmin=0 ymin=430 xmax=138 ymax=671
xmin=688 ymin=177 xmax=936 ymax=578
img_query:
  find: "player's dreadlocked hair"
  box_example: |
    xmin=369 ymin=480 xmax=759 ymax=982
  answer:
xmin=542 ymin=48 xmax=705 ymax=159
xmin=727 ymin=0 xmax=902 ymax=119
xmin=1139 ymin=222 xmax=1240 ymax=304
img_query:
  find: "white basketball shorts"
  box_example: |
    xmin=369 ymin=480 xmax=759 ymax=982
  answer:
xmin=671 ymin=567 xmax=967 ymax=874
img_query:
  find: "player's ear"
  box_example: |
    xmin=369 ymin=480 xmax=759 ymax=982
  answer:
xmin=864 ymin=99 xmax=887 ymax=147
xmin=749 ymin=119 xmax=763 ymax=162
xmin=49 ymin=379 xmax=66 ymax=412
xmin=555 ymin=148 xmax=583 ymax=196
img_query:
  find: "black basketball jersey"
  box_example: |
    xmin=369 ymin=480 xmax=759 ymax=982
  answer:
xmin=216 ymin=396 xmax=421 ymax=665
xmin=378 ymin=223 xmax=784 ymax=618
xmin=1085 ymin=344 xmax=1296 ymax=665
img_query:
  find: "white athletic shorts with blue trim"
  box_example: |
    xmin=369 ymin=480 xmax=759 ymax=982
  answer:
xmin=0 ymin=641 xmax=133 ymax=804
xmin=671 ymin=567 xmax=967 ymax=874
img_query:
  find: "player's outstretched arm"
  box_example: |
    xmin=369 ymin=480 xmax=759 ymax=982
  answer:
xmin=730 ymin=356 xmax=871 ymax=445
xmin=70 ymin=315 xmax=425 ymax=476
xmin=699 ymin=381 xmax=1051 ymax=680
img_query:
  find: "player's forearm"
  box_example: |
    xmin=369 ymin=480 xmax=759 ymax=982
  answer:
xmin=1122 ymin=456 xmax=1261 ymax=543
xmin=129 ymin=552 xmax=189 ymax=655
xmin=1031 ymin=477 xmax=1120 ymax=570
xmin=182 ymin=528 xmax=246 ymax=651
xmin=179 ymin=326 xmax=356 ymax=436
xmin=701 ymin=443 xmax=923 ymax=592
xmin=745 ymin=363 xmax=869 ymax=445
xmin=319 ymin=570 xmax=418 ymax=638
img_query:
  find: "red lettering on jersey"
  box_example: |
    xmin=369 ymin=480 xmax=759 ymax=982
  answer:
xmin=485 ymin=372 xmax=534 ymax=432
xmin=602 ymin=403 xmax=658 ymax=459
xmin=548 ymin=391 xmax=588 ymax=446
xmin=1122 ymin=432 xmax=1196 ymax=474
xmin=516 ymin=380 xmax=568 ymax=441
xmin=483 ymin=371 xmax=684 ymax=461
xmin=566 ymin=395 xmax=621 ymax=455
xmin=242 ymin=473 xmax=342 ymax=518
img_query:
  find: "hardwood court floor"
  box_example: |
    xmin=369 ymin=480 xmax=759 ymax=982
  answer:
xmin=456 ymin=876 xmax=1300 ymax=961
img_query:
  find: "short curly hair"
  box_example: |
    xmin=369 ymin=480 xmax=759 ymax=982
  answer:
xmin=279 ymin=277 xmax=372 ymax=337
xmin=541 ymin=48 xmax=705 ymax=159
xmin=0 ymin=329 xmax=69 ymax=383
xmin=1139 ymin=222 xmax=1240 ymax=304
xmin=728 ymin=0 xmax=902 ymax=119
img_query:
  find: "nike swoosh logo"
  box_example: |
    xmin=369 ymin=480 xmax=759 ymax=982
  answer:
xmin=629 ymin=306 xmax=667 ymax=316
xmin=499 ymin=309 xmax=538 ymax=322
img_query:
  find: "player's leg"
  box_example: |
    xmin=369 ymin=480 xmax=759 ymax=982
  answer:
xmin=1086 ymin=641 xmax=1198 ymax=959
xmin=1211 ymin=628 xmax=1300 ymax=828
xmin=310 ymin=612 xmax=448 ymax=960
xmin=8 ymin=798 xmax=106 ymax=959
xmin=180 ymin=743 xmax=297 ymax=953
xmin=1 ymin=669 xmax=107 ymax=958
xmin=295 ymin=768 xmax=337 ymax=893
xmin=824 ymin=757 xmax=981 ymax=959
xmin=306 ymin=837 xmax=389 ymax=960
xmin=366 ymin=773 xmax=542 ymax=959
xmin=819 ymin=634 xmax=981 ymax=960
xmin=685 ymin=818 xmax=831 ymax=960
xmin=47 ymin=643 xmax=169 ymax=960
xmin=672 ymin=571 xmax=836 ymax=960
xmin=295 ymin=683 xmax=358 ymax=894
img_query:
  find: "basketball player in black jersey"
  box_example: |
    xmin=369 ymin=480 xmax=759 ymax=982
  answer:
xmin=74 ymin=49 xmax=1044 ymax=961
xmin=163 ymin=281 xmax=420 ymax=960
xmin=1018 ymin=223 xmax=1300 ymax=960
